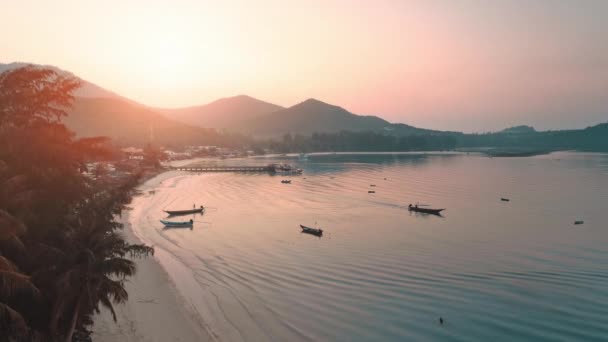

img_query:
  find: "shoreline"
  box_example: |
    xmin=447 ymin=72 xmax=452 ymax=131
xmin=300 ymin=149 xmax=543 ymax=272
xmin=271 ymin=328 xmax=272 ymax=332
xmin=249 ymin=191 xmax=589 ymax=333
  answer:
xmin=91 ymin=170 xmax=211 ymax=342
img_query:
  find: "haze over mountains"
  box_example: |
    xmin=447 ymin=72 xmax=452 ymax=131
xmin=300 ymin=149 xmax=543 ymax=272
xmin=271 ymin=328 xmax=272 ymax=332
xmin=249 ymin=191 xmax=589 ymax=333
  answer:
xmin=0 ymin=62 xmax=126 ymax=101
xmin=1 ymin=62 xmax=445 ymax=140
xmin=1 ymin=62 xmax=606 ymax=151
xmin=65 ymin=97 xmax=227 ymax=147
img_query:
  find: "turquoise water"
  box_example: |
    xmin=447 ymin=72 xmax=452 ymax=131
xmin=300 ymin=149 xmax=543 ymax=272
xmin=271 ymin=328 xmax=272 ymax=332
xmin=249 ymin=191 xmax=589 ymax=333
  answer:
xmin=132 ymin=152 xmax=608 ymax=341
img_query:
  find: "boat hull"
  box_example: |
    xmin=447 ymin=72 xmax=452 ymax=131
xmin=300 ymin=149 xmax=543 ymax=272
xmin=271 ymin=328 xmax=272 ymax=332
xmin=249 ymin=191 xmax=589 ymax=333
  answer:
xmin=408 ymin=207 xmax=445 ymax=215
xmin=164 ymin=208 xmax=204 ymax=216
xmin=300 ymin=224 xmax=323 ymax=236
xmin=160 ymin=220 xmax=193 ymax=227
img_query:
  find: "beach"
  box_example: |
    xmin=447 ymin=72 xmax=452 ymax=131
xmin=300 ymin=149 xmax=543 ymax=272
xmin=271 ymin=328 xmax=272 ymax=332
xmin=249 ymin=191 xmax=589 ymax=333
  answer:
xmin=92 ymin=172 xmax=212 ymax=342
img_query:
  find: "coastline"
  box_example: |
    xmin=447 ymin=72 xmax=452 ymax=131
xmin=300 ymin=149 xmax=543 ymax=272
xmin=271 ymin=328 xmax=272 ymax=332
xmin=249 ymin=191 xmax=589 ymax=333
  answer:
xmin=91 ymin=170 xmax=211 ymax=342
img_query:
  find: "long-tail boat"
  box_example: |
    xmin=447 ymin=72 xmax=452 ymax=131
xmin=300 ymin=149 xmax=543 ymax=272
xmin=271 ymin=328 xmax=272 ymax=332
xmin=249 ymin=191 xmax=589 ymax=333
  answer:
xmin=300 ymin=224 xmax=323 ymax=236
xmin=164 ymin=206 xmax=204 ymax=216
xmin=408 ymin=204 xmax=445 ymax=215
xmin=160 ymin=219 xmax=194 ymax=227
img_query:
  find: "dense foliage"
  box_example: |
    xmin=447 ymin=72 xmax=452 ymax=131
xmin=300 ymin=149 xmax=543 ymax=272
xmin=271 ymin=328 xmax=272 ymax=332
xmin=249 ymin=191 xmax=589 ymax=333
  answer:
xmin=0 ymin=66 xmax=153 ymax=341
xmin=254 ymin=124 xmax=608 ymax=154
xmin=257 ymin=132 xmax=458 ymax=153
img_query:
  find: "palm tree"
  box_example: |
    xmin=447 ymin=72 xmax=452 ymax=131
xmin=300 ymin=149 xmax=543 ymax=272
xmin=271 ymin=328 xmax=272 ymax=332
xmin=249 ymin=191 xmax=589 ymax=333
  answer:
xmin=0 ymin=209 xmax=41 ymax=341
xmin=1 ymin=66 xmax=154 ymax=341
xmin=45 ymin=183 xmax=153 ymax=341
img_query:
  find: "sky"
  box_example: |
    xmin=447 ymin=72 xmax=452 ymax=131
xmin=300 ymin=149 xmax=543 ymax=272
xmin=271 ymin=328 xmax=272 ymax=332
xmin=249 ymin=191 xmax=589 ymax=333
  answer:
xmin=1 ymin=0 xmax=607 ymax=132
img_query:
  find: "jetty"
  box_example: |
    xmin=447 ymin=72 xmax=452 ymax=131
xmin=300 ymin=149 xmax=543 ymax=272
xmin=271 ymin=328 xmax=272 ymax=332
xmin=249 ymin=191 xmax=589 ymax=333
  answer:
xmin=172 ymin=165 xmax=272 ymax=172
xmin=171 ymin=163 xmax=302 ymax=174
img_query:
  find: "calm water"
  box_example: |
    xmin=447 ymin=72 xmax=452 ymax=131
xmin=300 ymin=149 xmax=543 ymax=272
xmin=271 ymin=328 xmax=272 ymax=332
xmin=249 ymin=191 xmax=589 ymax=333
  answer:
xmin=131 ymin=152 xmax=608 ymax=341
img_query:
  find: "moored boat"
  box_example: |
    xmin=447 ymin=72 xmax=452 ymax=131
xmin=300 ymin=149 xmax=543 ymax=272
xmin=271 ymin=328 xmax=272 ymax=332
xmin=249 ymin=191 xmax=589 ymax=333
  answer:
xmin=281 ymin=180 xmax=292 ymax=184
xmin=408 ymin=204 xmax=445 ymax=215
xmin=164 ymin=206 xmax=204 ymax=216
xmin=160 ymin=219 xmax=194 ymax=227
xmin=300 ymin=224 xmax=323 ymax=236
xmin=269 ymin=163 xmax=303 ymax=174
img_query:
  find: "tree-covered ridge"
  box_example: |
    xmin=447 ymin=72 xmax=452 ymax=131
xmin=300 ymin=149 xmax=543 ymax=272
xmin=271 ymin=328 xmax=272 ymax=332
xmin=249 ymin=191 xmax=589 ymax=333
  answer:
xmin=0 ymin=66 xmax=153 ymax=341
xmin=256 ymin=123 xmax=608 ymax=153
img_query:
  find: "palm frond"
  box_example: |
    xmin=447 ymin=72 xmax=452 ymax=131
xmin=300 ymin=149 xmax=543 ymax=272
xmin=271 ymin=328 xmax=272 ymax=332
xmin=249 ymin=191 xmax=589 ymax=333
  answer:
xmin=98 ymin=258 xmax=136 ymax=278
xmin=102 ymin=278 xmax=128 ymax=304
xmin=30 ymin=242 xmax=66 ymax=263
xmin=98 ymin=294 xmax=118 ymax=322
xmin=1 ymin=174 xmax=28 ymax=194
xmin=0 ymin=256 xmax=17 ymax=271
xmin=0 ymin=209 xmax=26 ymax=240
xmin=10 ymin=189 xmax=39 ymax=208
xmin=125 ymin=244 xmax=154 ymax=258
xmin=0 ymin=270 xmax=40 ymax=300
xmin=0 ymin=302 xmax=29 ymax=338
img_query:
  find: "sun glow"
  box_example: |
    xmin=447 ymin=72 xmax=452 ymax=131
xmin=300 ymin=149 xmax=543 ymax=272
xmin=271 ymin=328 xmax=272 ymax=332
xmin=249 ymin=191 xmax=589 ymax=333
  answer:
xmin=136 ymin=33 xmax=193 ymax=87
xmin=2 ymin=0 xmax=606 ymax=129
xmin=103 ymin=10 xmax=204 ymax=92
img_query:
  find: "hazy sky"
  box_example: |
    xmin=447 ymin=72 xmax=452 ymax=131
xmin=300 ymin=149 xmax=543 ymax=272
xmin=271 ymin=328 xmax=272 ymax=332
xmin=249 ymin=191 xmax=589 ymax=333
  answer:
xmin=1 ymin=0 xmax=607 ymax=132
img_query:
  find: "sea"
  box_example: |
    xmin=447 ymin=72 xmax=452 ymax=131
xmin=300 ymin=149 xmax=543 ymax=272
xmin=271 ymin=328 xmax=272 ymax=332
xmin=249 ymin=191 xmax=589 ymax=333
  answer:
xmin=129 ymin=151 xmax=608 ymax=341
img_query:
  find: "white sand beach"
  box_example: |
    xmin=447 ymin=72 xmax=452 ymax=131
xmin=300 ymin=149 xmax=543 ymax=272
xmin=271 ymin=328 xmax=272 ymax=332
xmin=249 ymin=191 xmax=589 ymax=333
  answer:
xmin=92 ymin=172 xmax=212 ymax=342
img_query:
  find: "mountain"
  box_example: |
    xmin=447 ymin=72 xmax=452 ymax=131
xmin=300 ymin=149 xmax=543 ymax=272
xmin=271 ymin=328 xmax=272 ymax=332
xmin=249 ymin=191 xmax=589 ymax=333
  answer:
xmin=65 ymin=97 xmax=224 ymax=147
xmin=161 ymin=95 xmax=284 ymax=129
xmin=234 ymin=98 xmax=440 ymax=137
xmin=4 ymin=62 xmax=605 ymax=151
xmin=0 ymin=62 xmax=128 ymax=101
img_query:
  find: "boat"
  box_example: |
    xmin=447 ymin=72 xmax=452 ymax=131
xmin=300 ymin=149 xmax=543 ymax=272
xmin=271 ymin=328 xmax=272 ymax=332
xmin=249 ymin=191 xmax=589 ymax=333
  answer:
xmin=164 ymin=206 xmax=204 ymax=216
xmin=368 ymin=190 xmax=375 ymax=193
xmin=408 ymin=204 xmax=445 ymax=215
xmin=574 ymin=220 xmax=584 ymax=225
xmin=501 ymin=198 xmax=510 ymax=202
xmin=269 ymin=163 xmax=303 ymax=174
xmin=300 ymin=224 xmax=323 ymax=236
xmin=281 ymin=180 xmax=292 ymax=184
xmin=160 ymin=219 xmax=193 ymax=227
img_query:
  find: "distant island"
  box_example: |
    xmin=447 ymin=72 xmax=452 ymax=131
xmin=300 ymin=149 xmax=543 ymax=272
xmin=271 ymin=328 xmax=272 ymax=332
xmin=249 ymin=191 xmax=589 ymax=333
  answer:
xmin=2 ymin=62 xmax=606 ymax=154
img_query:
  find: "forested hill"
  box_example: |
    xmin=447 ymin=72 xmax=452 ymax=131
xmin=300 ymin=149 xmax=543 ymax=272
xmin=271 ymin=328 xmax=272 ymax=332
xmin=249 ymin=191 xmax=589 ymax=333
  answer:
xmin=256 ymin=123 xmax=608 ymax=153
xmin=233 ymin=98 xmax=442 ymax=137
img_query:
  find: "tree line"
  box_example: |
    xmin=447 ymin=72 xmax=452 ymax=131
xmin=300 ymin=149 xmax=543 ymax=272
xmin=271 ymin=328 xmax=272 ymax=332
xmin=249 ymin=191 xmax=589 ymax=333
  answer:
xmin=0 ymin=66 xmax=153 ymax=341
xmin=250 ymin=125 xmax=607 ymax=154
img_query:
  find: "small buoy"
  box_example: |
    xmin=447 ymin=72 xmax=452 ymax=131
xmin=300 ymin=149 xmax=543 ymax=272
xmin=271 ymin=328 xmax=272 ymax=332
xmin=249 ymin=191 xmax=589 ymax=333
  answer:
xmin=574 ymin=220 xmax=584 ymax=225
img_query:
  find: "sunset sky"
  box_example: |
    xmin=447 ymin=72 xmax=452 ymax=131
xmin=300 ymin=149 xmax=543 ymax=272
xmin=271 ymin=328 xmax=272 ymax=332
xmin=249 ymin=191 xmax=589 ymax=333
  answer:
xmin=1 ymin=0 xmax=607 ymax=132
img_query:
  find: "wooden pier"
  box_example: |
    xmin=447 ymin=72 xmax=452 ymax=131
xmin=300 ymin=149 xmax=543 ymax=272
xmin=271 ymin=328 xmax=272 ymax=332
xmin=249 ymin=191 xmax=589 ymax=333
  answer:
xmin=171 ymin=165 xmax=274 ymax=173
